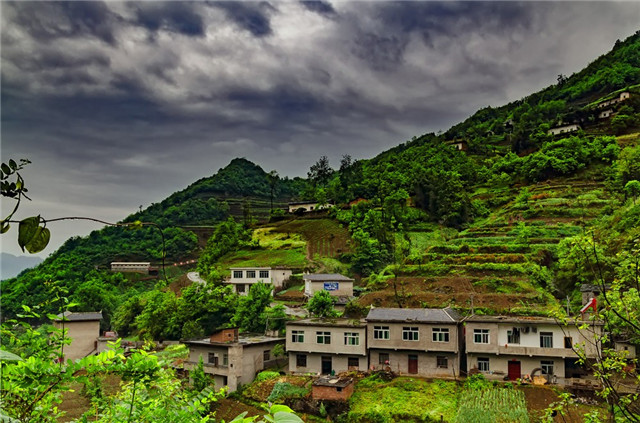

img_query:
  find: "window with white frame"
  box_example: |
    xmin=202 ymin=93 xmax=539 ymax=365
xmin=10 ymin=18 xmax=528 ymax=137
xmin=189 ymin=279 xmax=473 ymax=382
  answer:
xmin=473 ymin=329 xmax=490 ymax=344
xmin=432 ymin=328 xmax=450 ymax=342
xmin=402 ymin=327 xmax=419 ymax=341
xmin=344 ymin=332 xmax=359 ymax=345
xmin=540 ymin=332 xmax=553 ymax=348
xmin=246 ymin=270 xmax=256 ymax=278
xmin=316 ymin=331 xmax=331 ymax=344
xmin=259 ymin=270 xmax=269 ymax=278
xmin=477 ymin=357 xmax=490 ymax=372
xmin=291 ymin=330 xmax=304 ymax=343
xmin=541 ymin=360 xmax=554 ymax=375
xmin=373 ymin=326 xmax=390 ymax=340
xmin=233 ymin=270 xmax=243 ymax=278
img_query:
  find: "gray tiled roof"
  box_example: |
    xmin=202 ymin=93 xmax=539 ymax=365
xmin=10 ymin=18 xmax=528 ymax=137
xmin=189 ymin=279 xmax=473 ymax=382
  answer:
xmin=303 ymin=273 xmax=353 ymax=282
xmin=366 ymin=307 xmax=460 ymax=323
xmin=55 ymin=311 xmax=103 ymax=322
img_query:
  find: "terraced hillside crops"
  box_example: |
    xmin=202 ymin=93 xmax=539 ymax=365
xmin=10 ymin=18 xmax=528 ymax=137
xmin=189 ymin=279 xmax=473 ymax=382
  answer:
xmin=358 ymin=174 xmax=615 ymax=315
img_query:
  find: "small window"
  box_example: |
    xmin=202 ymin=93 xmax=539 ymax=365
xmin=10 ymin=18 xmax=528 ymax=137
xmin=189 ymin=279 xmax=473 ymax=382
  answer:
xmin=316 ymin=331 xmax=331 ymax=344
xmin=222 ymin=353 xmax=228 ymax=366
xmin=246 ymin=270 xmax=256 ymax=278
xmin=348 ymin=357 xmax=359 ymax=368
xmin=541 ymin=360 xmax=554 ymax=375
xmin=507 ymin=328 xmax=520 ymax=344
xmin=432 ymin=328 xmax=450 ymax=343
xmin=379 ymin=353 xmax=390 ymax=365
xmin=233 ymin=270 xmax=243 ymax=278
xmin=208 ymin=353 xmax=218 ymax=366
xmin=402 ymin=327 xmax=419 ymax=341
xmin=373 ymin=326 xmax=390 ymax=340
xmin=344 ymin=332 xmax=359 ymax=345
xmin=263 ymin=350 xmax=270 ymax=362
xmin=237 ymin=284 xmax=245 ymax=293
xmin=473 ymin=329 xmax=490 ymax=344
xmin=291 ymin=330 xmax=304 ymax=343
xmin=477 ymin=357 xmax=489 ymax=372
xmin=336 ymin=387 xmax=342 ymax=392
xmin=259 ymin=270 xmax=269 ymax=278
xmin=436 ymin=356 xmax=448 ymax=369
xmin=564 ymin=336 xmax=573 ymax=349
xmin=540 ymin=332 xmax=553 ymax=348
xmin=296 ymin=354 xmax=307 ymax=367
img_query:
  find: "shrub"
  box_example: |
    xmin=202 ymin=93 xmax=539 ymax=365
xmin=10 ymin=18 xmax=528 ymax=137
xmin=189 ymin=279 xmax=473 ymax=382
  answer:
xmin=255 ymin=371 xmax=280 ymax=383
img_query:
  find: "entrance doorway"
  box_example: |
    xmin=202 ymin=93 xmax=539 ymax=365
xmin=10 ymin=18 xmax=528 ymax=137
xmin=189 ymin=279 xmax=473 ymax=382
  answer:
xmin=321 ymin=356 xmax=332 ymax=374
xmin=408 ymin=354 xmax=418 ymax=374
xmin=508 ymin=361 xmax=521 ymax=380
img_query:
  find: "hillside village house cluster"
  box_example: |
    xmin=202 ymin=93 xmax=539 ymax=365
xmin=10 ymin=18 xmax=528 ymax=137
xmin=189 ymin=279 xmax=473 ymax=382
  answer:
xmin=285 ymin=307 xmax=629 ymax=383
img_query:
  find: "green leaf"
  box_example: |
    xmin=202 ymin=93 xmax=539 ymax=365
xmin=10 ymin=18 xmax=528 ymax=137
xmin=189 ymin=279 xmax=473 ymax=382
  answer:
xmin=18 ymin=216 xmax=40 ymax=252
xmin=0 ymin=221 xmax=9 ymax=234
xmin=1 ymin=163 xmax=11 ymax=175
xmin=0 ymin=349 xmax=23 ymax=362
xmin=8 ymin=159 xmax=17 ymax=170
xmin=25 ymin=226 xmax=50 ymax=254
xmin=272 ymin=412 xmax=303 ymax=423
xmin=269 ymin=405 xmax=294 ymax=415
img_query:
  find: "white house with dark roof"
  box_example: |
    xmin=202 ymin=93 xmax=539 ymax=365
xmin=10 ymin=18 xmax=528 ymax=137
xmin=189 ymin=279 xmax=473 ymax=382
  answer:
xmin=547 ymin=123 xmax=581 ymax=136
xmin=288 ymin=202 xmax=334 ymax=213
xmin=365 ymin=307 xmax=462 ymax=378
xmin=303 ymin=273 xmax=354 ymax=298
xmin=464 ymin=315 xmax=604 ymax=382
xmin=53 ymin=311 xmax=102 ymax=360
xmin=228 ymin=267 xmax=292 ymax=295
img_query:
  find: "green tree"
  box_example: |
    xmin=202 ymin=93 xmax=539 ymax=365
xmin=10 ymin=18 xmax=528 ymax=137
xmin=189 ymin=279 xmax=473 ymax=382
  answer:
xmin=625 ymin=180 xmax=640 ymax=204
xmin=232 ymin=283 xmax=273 ymax=333
xmin=308 ymin=155 xmax=334 ymax=187
xmin=305 ymin=290 xmax=337 ymax=318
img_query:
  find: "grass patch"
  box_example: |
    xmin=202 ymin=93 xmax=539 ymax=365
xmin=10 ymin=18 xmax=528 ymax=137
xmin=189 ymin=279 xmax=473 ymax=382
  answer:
xmin=253 ymin=227 xmax=307 ymax=249
xmin=220 ymin=248 xmax=307 ymax=269
xmin=348 ymin=376 xmax=459 ymax=422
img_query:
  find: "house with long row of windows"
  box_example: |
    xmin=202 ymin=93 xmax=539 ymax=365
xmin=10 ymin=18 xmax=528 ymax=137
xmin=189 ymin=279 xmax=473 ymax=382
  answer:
xmin=227 ymin=267 xmax=292 ymax=295
xmin=285 ymin=307 xmax=622 ymax=382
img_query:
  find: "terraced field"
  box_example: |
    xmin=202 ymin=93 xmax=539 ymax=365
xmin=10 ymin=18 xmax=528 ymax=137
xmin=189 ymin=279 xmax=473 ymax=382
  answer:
xmin=358 ymin=175 xmax=615 ymax=314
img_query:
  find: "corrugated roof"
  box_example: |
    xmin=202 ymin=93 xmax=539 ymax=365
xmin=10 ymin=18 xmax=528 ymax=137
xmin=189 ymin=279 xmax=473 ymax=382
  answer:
xmin=55 ymin=311 xmax=103 ymax=322
xmin=366 ymin=307 xmax=460 ymax=323
xmin=303 ymin=273 xmax=353 ymax=282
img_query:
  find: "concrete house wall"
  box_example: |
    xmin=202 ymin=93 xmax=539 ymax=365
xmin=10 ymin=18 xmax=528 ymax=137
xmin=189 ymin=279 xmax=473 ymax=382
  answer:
xmin=368 ymin=349 xmax=459 ymax=379
xmin=547 ymin=124 xmax=581 ymax=135
xmin=228 ymin=268 xmax=292 ymax=295
xmin=286 ymin=320 xmax=367 ymax=374
xmin=53 ymin=320 xmax=100 ymax=360
xmin=304 ymin=279 xmax=353 ymax=297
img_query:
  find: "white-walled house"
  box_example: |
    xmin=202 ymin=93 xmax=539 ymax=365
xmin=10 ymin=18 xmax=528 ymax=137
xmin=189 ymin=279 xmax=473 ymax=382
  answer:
xmin=303 ymin=273 xmax=354 ymax=298
xmin=111 ymin=262 xmax=150 ymax=274
xmin=547 ymin=124 xmax=581 ymax=136
xmin=288 ymin=202 xmax=333 ymax=213
xmin=464 ymin=315 xmax=603 ymax=381
xmin=228 ymin=267 xmax=292 ymax=295
xmin=286 ymin=318 xmax=367 ymax=375
xmin=53 ymin=311 xmax=102 ymax=360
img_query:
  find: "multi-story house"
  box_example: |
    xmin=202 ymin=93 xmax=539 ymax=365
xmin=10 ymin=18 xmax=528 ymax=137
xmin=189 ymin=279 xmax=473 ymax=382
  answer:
xmin=366 ymin=307 xmax=462 ymax=378
xmin=183 ymin=328 xmax=285 ymax=392
xmin=286 ymin=318 xmax=367 ymax=375
xmin=464 ymin=315 xmax=604 ymax=381
xmin=303 ymin=273 xmax=354 ymax=298
xmin=227 ymin=267 xmax=292 ymax=295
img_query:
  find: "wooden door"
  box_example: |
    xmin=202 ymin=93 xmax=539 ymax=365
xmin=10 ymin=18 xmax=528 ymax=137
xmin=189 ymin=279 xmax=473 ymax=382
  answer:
xmin=408 ymin=354 xmax=418 ymax=374
xmin=321 ymin=356 xmax=332 ymax=375
xmin=508 ymin=361 xmax=521 ymax=380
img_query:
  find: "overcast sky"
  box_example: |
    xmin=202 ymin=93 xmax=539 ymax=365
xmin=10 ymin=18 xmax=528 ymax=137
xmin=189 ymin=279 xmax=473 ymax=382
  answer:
xmin=2 ymin=1 xmax=640 ymax=258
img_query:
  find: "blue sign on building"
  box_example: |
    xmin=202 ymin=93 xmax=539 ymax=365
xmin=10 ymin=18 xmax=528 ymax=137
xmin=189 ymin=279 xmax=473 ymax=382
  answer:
xmin=323 ymin=282 xmax=339 ymax=291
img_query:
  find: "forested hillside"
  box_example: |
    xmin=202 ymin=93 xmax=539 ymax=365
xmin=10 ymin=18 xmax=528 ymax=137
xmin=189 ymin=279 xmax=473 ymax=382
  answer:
xmin=3 ymin=31 xmax=640 ymax=340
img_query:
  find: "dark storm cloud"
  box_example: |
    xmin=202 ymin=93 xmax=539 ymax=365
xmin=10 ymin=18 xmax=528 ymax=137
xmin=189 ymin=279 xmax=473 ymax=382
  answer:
xmin=2 ymin=1 xmax=640 ymax=257
xmin=8 ymin=1 xmax=117 ymax=45
xmin=213 ymin=2 xmax=275 ymax=37
xmin=132 ymin=2 xmax=206 ymax=37
xmin=300 ymin=1 xmax=336 ymax=17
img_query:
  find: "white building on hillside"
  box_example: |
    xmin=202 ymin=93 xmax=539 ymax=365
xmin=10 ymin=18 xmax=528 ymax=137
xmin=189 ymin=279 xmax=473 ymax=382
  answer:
xmin=228 ymin=267 xmax=292 ymax=295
